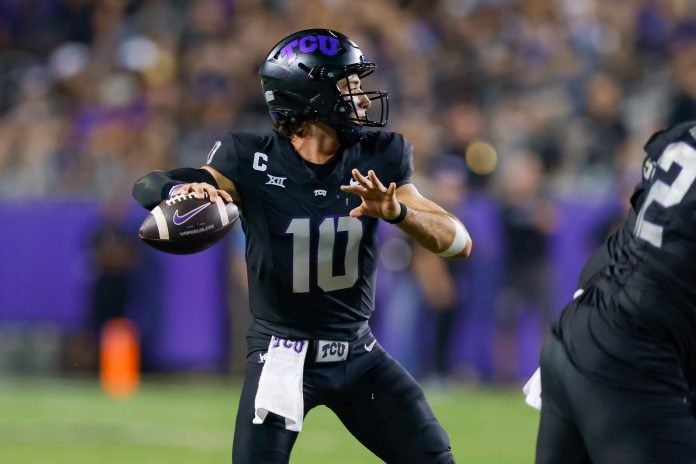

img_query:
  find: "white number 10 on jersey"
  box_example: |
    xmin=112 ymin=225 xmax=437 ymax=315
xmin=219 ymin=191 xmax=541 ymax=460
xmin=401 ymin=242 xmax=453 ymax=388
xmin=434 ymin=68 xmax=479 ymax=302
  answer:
xmin=285 ymin=216 xmax=363 ymax=292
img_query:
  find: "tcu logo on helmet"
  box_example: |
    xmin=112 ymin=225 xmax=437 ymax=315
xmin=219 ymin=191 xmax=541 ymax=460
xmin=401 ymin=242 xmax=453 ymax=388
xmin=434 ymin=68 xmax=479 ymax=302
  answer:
xmin=279 ymin=34 xmax=340 ymax=65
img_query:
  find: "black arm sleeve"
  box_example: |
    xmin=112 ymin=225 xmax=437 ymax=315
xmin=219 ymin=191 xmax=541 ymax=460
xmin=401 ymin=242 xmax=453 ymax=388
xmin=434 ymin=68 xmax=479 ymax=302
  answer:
xmin=131 ymin=168 xmax=218 ymax=209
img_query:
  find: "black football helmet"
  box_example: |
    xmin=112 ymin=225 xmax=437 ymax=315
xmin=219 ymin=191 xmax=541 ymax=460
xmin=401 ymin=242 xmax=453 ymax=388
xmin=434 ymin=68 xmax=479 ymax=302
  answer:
xmin=259 ymin=29 xmax=388 ymax=145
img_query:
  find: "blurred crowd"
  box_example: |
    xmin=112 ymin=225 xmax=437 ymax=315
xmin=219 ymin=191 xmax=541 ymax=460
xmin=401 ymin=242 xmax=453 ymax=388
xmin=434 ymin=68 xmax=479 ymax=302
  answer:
xmin=1 ymin=0 xmax=695 ymax=200
xmin=2 ymin=0 xmax=696 ymax=381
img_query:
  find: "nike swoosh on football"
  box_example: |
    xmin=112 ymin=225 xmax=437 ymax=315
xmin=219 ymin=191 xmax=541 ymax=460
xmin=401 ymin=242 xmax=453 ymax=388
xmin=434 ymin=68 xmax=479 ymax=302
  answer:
xmin=172 ymin=203 xmax=212 ymax=226
xmin=364 ymin=340 xmax=377 ymax=352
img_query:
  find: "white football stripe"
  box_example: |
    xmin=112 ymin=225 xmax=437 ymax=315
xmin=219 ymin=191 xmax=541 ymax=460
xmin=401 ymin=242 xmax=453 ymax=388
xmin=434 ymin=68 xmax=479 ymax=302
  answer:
xmin=216 ymin=197 xmax=229 ymax=226
xmin=152 ymin=206 xmax=169 ymax=240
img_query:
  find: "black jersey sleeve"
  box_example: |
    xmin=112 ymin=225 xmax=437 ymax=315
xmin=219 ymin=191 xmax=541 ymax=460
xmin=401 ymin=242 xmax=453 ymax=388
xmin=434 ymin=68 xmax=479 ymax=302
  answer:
xmin=375 ymin=132 xmax=413 ymax=186
xmin=205 ymin=132 xmax=239 ymax=183
xmin=361 ymin=131 xmax=414 ymax=187
xmin=395 ymin=134 xmax=414 ymax=187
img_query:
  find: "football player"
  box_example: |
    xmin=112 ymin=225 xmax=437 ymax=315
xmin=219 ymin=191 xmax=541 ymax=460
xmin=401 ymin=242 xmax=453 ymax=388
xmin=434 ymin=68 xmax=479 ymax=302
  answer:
xmin=535 ymin=122 xmax=696 ymax=463
xmin=132 ymin=29 xmax=471 ymax=463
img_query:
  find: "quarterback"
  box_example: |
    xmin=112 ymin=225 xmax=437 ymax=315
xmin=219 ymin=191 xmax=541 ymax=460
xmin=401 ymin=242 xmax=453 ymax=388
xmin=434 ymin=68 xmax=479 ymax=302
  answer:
xmin=133 ymin=29 xmax=471 ymax=463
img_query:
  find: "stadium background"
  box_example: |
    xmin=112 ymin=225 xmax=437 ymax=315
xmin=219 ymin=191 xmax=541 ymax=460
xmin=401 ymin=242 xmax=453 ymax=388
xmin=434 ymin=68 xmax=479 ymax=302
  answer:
xmin=0 ymin=0 xmax=694 ymax=462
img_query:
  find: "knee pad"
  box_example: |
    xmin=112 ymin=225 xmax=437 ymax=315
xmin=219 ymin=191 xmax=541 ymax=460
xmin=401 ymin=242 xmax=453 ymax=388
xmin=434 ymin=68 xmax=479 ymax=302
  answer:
xmin=395 ymin=421 xmax=453 ymax=464
xmin=421 ymin=422 xmax=454 ymax=462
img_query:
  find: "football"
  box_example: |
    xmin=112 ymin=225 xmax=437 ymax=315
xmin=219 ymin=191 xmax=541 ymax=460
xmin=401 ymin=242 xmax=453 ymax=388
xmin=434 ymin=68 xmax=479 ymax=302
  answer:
xmin=138 ymin=193 xmax=240 ymax=255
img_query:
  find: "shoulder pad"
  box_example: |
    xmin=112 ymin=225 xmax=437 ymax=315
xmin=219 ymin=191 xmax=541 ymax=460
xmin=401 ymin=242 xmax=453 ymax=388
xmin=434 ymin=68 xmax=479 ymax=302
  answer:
xmin=644 ymin=121 xmax=696 ymax=160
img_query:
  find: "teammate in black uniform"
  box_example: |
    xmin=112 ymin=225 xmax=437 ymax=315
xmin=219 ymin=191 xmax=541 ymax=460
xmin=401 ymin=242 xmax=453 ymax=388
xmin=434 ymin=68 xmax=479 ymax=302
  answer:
xmin=132 ymin=29 xmax=471 ymax=463
xmin=535 ymin=122 xmax=696 ymax=463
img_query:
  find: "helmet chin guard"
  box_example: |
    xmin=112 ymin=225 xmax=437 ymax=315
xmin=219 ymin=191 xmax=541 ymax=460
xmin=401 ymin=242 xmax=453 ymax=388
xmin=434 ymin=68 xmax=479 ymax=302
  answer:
xmin=259 ymin=29 xmax=389 ymax=145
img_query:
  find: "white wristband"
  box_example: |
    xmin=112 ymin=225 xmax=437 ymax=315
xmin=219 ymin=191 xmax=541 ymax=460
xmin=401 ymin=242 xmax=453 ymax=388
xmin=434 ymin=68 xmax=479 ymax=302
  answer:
xmin=438 ymin=217 xmax=469 ymax=258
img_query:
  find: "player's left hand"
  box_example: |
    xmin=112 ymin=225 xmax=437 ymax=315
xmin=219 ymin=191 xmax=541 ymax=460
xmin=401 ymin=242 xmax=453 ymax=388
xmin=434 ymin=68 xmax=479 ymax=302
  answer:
xmin=340 ymin=169 xmax=401 ymax=221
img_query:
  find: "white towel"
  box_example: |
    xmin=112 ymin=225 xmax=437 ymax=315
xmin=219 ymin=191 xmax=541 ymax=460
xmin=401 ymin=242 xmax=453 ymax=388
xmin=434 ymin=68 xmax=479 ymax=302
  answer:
xmin=523 ymin=367 xmax=542 ymax=410
xmin=253 ymin=336 xmax=308 ymax=432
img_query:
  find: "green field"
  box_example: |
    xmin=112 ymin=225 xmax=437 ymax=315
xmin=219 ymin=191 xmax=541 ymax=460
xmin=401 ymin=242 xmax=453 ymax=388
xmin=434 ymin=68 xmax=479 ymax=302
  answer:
xmin=0 ymin=379 xmax=538 ymax=463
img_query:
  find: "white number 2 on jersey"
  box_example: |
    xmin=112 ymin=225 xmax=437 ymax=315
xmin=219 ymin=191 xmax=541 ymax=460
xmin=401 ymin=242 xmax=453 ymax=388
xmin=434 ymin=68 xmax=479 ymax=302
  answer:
xmin=634 ymin=142 xmax=696 ymax=248
xmin=286 ymin=216 xmax=363 ymax=293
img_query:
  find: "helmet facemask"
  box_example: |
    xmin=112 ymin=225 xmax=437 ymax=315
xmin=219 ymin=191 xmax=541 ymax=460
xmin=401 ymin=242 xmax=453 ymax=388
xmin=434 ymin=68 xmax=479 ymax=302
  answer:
xmin=308 ymin=63 xmax=389 ymax=129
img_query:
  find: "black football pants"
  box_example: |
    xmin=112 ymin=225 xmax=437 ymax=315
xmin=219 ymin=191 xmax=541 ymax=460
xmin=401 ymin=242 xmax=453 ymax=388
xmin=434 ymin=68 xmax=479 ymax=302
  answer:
xmin=232 ymin=331 xmax=455 ymax=463
xmin=536 ymin=331 xmax=696 ymax=464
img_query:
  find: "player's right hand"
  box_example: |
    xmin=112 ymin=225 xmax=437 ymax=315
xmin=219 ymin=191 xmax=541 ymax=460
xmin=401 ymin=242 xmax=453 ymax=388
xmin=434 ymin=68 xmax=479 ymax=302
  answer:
xmin=172 ymin=183 xmax=234 ymax=204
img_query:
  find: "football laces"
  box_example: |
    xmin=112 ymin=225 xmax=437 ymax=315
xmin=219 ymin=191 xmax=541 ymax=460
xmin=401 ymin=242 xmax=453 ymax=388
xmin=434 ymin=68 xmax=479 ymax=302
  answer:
xmin=165 ymin=191 xmax=208 ymax=207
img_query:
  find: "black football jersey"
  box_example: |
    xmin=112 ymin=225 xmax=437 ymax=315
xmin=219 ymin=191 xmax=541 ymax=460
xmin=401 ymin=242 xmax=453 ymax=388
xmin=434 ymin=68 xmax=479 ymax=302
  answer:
xmin=609 ymin=124 xmax=696 ymax=318
xmin=576 ymin=123 xmax=696 ymax=294
xmin=206 ymin=130 xmax=413 ymax=339
xmin=556 ymin=122 xmax=696 ymax=389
